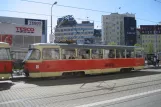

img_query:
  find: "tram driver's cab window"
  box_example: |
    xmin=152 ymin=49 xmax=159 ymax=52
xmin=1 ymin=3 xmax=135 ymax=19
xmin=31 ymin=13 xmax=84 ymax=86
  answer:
xmin=61 ymin=49 xmax=76 ymax=59
xmin=26 ymin=49 xmax=40 ymax=60
xmin=0 ymin=48 xmax=11 ymax=60
xmin=78 ymin=49 xmax=90 ymax=59
xmin=43 ymin=48 xmax=59 ymax=60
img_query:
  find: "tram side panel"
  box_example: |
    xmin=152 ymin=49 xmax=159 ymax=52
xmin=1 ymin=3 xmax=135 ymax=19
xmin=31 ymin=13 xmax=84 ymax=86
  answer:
xmin=25 ymin=58 xmax=145 ymax=78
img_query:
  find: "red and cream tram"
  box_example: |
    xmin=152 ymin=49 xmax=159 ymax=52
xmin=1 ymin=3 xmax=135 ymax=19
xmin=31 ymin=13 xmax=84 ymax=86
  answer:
xmin=23 ymin=43 xmax=145 ymax=78
xmin=0 ymin=42 xmax=12 ymax=79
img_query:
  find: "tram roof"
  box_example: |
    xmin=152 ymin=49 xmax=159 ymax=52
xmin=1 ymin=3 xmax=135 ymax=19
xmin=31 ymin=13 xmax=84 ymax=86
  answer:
xmin=31 ymin=43 xmax=142 ymax=50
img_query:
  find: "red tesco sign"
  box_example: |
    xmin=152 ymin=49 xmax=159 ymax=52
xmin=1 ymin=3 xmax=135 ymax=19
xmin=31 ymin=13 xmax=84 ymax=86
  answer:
xmin=16 ymin=27 xmax=35 ymax=33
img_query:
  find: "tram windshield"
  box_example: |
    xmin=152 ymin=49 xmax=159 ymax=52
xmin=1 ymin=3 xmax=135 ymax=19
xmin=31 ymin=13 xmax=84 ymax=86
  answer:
xmin=0 ymin=48 xmax=11 ymax=60
xmin=24 ymin=49 xmax=40 ymax=61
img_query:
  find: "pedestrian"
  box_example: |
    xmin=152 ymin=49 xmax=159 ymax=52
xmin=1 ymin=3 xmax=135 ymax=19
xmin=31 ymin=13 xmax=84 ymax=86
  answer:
xmin=157 ymin=57 xmax=160 ymax=67
xmin=153 ymin=56 xmax=157 ymax=67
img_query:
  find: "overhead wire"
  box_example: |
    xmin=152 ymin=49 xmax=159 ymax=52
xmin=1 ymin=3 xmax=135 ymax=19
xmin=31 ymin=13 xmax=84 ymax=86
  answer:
xmin=20 ymin=0 xmax=159 ymax=24
xmin=0 ymin=9 xmax=100 ymax=23
xmin=20 ymin=0 xmax=112 ymax=13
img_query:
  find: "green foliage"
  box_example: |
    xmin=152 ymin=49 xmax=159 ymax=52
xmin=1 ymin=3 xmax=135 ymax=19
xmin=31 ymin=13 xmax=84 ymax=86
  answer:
xmin=147 ymin=43 xmax=154 ymax=54
xmin=134 ymin=44 xmax=142 ymax=47
xmin=108 ymin=42 xmax=117 ymax=45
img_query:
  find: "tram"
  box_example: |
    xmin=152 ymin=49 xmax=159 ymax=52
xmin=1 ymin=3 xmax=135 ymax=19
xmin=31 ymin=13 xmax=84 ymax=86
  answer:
xmin=23 ymin=43 xmax=145 ymax=78
xmin=0 ymin=42 xmax=12 ymax=79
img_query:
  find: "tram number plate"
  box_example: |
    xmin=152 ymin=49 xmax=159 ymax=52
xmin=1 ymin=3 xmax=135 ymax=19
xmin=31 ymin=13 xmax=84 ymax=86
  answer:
xmin=105 ymin=63 xmax=115 ymax=67
xmin=36 ymin=65 xmax=39 ymax=69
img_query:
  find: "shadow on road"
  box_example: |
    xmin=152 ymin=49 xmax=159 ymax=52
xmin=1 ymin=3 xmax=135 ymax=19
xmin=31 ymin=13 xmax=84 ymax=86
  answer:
xmin=12 ymin=70 xmax=161 ymax=87
xmin=145 ymin=66 xmax=161 ymax=70
xmin=0 ymin=82 xmax=14 ymax=91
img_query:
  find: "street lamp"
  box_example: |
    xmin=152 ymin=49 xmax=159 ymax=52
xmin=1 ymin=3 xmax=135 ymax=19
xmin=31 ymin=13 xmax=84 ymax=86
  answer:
xmin=51 ymin=1 xmax=57 ymax=35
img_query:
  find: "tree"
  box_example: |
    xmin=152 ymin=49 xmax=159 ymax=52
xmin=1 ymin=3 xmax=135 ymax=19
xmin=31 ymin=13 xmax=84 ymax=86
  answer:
xmin=147 ymin=43 xmax=154 ymax=54
xmin=134 ymin=43 xmax=142 ymax=47
xmin=108 ymin=42 xmax=117 ymax=45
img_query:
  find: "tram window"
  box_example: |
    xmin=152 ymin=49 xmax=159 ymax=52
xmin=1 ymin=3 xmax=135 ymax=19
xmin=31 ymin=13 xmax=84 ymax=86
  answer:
xmin=0 ymin=48 xmax=10 ymax=60
xmin=126 ymin=50 xmax=135 ymax=58
xmin=108 ymin=49 xmax=115 ymax=58
xmin=61 ymin=49 xmax=76 ymax=59
xmin=43 ymin=48 xmax=59 ymax=60
xmin=116 ymin=50 xmax=120 ymax=58
xmin=120 ymin=50 xmax=125 ymax=58
xmin=131 ymin=51 xmax=135 ymax=58
xmin=104 ymin=49 xmax=109 ymax=58
xmin=78 ymin=49 xmax=90 ymax=59
xmin=92 ymin=49 xmax=103 ymax=59
xmin=28 ymin=49 xmax=40 ymax=60
xmin=136 ymin=51 xmax=143 ymax=58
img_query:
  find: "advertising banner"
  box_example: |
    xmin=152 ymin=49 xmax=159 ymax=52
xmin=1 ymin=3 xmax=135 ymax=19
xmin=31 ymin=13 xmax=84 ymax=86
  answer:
xmin=0 ymin=23 xmax=42 ymax=36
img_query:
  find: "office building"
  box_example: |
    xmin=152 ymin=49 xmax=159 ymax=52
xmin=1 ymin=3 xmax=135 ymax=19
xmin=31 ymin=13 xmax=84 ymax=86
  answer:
xmin=140 ymin=25 xmax=161 ymax=54
xmin=102 ymin=13 xmax=136 ymax=45
xmin=54 ymin=15 xmax=94 ymax=44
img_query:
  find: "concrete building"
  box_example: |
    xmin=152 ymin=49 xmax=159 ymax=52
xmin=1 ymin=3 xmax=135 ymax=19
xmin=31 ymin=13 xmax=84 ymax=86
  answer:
xmin=93 ymin=29 xmax=102 ymax=44
xmin=102 ymin=13 xmax=136 ymax=46
xmin=54 ymin=15 xmax=94 ymax=44
xmin=140 ymin=25 xmax=161 ymax=54
xmin=0 ymin=16 xmax=47 ymax=59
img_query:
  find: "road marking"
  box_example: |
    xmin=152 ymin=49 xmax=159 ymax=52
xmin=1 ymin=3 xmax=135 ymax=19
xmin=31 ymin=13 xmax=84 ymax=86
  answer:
xmin=75 ymin=88 xmax=161 ymax=107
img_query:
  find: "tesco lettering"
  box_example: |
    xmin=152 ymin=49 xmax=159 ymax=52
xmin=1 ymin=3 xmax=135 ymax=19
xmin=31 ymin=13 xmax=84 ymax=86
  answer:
xmin=16 ymin=27 xmax=35 ymax=33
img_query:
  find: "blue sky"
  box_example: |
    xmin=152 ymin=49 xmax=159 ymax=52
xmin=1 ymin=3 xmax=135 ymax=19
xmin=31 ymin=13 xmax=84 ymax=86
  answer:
xmin=0 ymin=0 xmax=161 ymax=32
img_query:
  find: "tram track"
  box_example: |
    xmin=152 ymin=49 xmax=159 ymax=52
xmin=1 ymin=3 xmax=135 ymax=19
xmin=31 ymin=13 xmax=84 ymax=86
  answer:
xmin=1 ymin=73 xmax=161 ymax=106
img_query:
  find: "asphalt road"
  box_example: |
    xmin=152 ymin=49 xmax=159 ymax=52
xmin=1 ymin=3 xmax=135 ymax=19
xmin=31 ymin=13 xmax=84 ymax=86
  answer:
xmin=0 ymin=68 xmax=161 ymax=107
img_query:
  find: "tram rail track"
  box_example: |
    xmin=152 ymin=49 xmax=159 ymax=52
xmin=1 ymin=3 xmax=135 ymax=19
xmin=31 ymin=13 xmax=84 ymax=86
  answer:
xmin=1 ymin=73 xmax=161 ymax=106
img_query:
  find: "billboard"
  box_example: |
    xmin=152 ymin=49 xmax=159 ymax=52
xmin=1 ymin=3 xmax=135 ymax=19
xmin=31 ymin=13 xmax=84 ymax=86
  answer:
xmin=25 ymin=18 xmax=47 ymax=43
xmin=124 ymin=17 xmax=136 ymax=46
xmin=0 ymin=23 xmax=42 ymax=36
